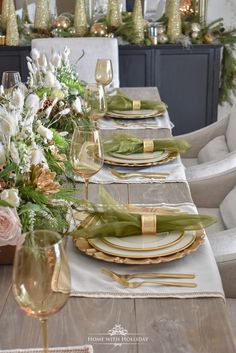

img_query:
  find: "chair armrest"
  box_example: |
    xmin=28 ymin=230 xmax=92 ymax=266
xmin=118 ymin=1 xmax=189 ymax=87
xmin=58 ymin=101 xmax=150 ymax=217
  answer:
xmin=187 ymin=152 xmax=236 ymax=207
xmin=176 ymin=116 xmax=229 ymax=158
xmin=208 ymin=228 xmax=236 ymax=298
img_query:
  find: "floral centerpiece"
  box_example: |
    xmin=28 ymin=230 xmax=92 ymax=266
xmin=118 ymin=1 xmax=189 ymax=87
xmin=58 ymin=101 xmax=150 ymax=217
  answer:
xmin=27 ymin=47 xmax=87 ymax=132
xmin=0 ymin=84 xmax=80 ymax=251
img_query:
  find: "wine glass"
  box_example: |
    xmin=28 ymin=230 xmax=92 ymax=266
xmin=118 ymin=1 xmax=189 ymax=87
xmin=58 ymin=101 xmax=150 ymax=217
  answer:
xmin=70 ymin=125 xmax=104 ymax=200
xmin=12 ymin=230 xmax=71 ymax=353
xmin=95 ymin=59 xmax=113 ymax=88
xmin=2 ymin=71 xmax=21 ymax=89
xmin=84 ymin=83 xmax=107 ymax=121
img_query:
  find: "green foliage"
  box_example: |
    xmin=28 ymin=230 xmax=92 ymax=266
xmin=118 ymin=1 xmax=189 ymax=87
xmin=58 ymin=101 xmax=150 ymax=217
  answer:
xmin=219 ymin=46 xmax=236 ymax=105
xmin=20 ymin=186 xmax=49 ymax=205
xmin=44 ymin=150 xmax=66 ymax=174
xmin=53 ymin=187 xmax=81 ymax=205
xmin=52 ymin=129 xmax=69 ymax=151
xmin=0 ymin=162 xmax=16 ymax=179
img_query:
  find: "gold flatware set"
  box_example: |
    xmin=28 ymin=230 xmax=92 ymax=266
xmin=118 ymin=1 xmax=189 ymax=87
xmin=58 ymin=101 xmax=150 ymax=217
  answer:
xmin=102 ymin=268 xmax=197 ymax=288
xmin=108 ymin=168 xmax=170 ymax=179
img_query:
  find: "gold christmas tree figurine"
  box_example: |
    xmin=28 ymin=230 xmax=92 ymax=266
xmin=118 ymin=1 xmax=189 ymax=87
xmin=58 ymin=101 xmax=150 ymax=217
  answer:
xmin=132 ymin=0 xmax=145 ymax=44
xmin=22 ymin=0 xmax=31 ymax=24
xmin=1 ymin=0 xmax=10 ymax=32
xmin=106 ymin=0 xmax=122 ymax=28
xmin=34 ymin=0 xmax=50 ymax=30
xmin=6 ymin=0 xmax=19 ymax=46
xmin=74 ymin=0 xmax=88 ymax=36
xmin=167 ymin=0 xmax=182 ymax=43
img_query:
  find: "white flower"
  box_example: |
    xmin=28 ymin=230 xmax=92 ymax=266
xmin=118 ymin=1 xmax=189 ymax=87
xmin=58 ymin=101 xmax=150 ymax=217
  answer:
xmin=12 ymin=88 xmax=24 ymax=112
xmin=72 ymin=97 xmax=82 ymax=113
xmin=0 ymin=106 xmax=18 ymax=138
xmin=25 ymin=94 xmax=40 ymax=115
xmin=37 ymin=124 xmax=53 ymax=140
xmin=0 ymin=143 xmax=6 ymax=164
xmin=39 ymin=54 xmax=47 ymax=67
xmin=30 ymin=146 xmax=44 ymax=165
xmin=31 ymin=48 xmax=40 ymax=61
xmin=62 ymin=47 xmax=70 ymax=60
xmin=0 ymin=207 xmax=22 ymax=246
xmin=10 ymin=142 xmax=20 ymax=165
xmin=0 ymin=85 xmax=4 ymax=95
xmin=51 ymin=52 xmax=62 ymax=68
xmin=59 ymin=108 xmax=70 ymax=116
xmin=1 ymin=189 xmax=20 ymax=207
xmin=44 ymin=71 xmax=57 ymax=87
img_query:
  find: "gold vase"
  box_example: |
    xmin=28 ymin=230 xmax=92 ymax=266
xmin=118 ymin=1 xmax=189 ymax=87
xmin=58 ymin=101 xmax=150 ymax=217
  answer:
xmin=1 ymin=0 xmax=10 ymax=32
xmin=165 ymin=0 xmax=171 ymax=18
xmin=74 ymin=0 xmax=88 ymax=36
xmin=167 ymin=0 xmax=182 ymax=43
xmin=6 ymin=0 xmax=19 ymax=46
xmin=34 ymin=0 xmax=50 ymax=30
xmin=106 ymin=0 xmax=122 ymax=28
xmin=132 ymin=0 xmax=144 ymax=44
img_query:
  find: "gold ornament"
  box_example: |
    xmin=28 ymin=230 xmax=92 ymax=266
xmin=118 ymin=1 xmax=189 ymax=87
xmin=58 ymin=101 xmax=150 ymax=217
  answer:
xmin=204 ymin=32 xmax=215 ymax=43
xmin=132 ymin=0 xmax=145 ymax=44
xmin=22 ymin=0 xmax=31 ymax=24
xmin=52 ymin=15 xmax=72 ymax=30
xmin=107 ymin=0 xmax=122 ymax=28
xmin=191 ymin=22 xmax=201 ymax=32
xmin=74 ymin=0 xmax=88 ymax=36
xmin=1 ymin=0 xmax=10 ymax=32
xmin=167 ymin=0 xmax=182 ymax=43
xmin=34 ymin=0 xmax=50 ymax=30
xmin=6 ymin=0 xmax=19 ymax=46
xmin=90 ymin=23 xmax=108 ymax=37
xmin=68 ymin=27 xmax=76 ymax=36
xmin=158 ymin=33 xmax=168 ymax=43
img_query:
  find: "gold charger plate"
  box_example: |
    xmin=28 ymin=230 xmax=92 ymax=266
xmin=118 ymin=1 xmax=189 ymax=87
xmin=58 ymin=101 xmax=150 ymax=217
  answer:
xmin=106 ymin=109 xmax=164 ymax=119
xmin=74 ymin=205 xmax=205 ymax=265
xmin=104 ymin=151 xmax=178 ymax=167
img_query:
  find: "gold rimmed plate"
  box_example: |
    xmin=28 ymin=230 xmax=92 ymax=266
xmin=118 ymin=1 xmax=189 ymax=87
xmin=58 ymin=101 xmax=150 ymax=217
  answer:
xmin=104 ymin=151 xmax=178 ymax=167
xmin=103 ymin=231 xmax=185 ymax=251
xmin=106 ymin=109 xmax=164 ymax=119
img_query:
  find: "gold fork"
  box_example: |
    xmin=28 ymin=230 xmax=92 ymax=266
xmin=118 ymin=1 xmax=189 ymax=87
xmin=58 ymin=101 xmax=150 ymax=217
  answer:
xmin=102 ymin=268 xmax=195 ymax=280
xmin=108 ymin=168 xmax=169 ymax=179
xmin=102 ymin=269 xmax=196 ymax=288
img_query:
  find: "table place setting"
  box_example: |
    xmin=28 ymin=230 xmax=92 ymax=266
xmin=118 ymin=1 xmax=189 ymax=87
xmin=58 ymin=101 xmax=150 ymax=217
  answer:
xmin=68 ymin=201 xmax=224 ymax=300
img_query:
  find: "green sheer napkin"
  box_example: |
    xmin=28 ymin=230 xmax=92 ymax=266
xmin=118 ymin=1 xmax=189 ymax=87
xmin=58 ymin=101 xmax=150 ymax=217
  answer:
xmin=103 ymin=132 xmax=191 ymax=155
xmin=71 ymin=188 xmax=216 ymax=239
xmin=107 ymin=91 xmax=167 ymax=112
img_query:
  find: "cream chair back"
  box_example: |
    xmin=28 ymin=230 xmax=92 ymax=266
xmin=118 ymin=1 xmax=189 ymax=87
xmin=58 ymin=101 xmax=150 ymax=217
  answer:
xmin=31 ymin=38 xmax=120 ymax=87
xmin=226 ymin=103 xmax=236 ymax=152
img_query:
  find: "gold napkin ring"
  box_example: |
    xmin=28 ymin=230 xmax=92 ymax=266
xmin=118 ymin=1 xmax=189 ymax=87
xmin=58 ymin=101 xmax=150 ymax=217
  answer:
xmin=133 ymin=100 xmax=141 ymax=110
xmin=143 ymin=139 xmax=154 ymax=153
xmin=141 ymin=214 xmax=157 ymax=235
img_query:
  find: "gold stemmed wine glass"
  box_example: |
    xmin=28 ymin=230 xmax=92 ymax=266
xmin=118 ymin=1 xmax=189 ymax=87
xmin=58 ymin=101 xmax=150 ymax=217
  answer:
xmin=95 ymin=59 xmax=113 ymax=88
xmin=12 ymin=230 xmax=71 ymax=353
xmin=84 ymin=83 xmax=107 ymax=121
xmin=70 ymin=125 xmax=104 ymax=200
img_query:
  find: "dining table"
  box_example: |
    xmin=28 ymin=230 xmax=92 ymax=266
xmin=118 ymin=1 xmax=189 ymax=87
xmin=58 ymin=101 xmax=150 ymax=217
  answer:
xmin=0 ymin=87 xmax=236 ymax=353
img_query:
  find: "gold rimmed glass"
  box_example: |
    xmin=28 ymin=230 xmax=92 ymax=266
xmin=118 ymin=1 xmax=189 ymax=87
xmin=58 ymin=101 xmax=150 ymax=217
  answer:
xmin=84 ymin=83 xmax=107 ymax=121
xmin=12 ymin=230 xmax=71 ymax=353
xmin=70 ymin=125 xmax=104 ymax=200
xmin=95 ymin=59 xmax=113 ymax=88
xmin=2 ymin=71 xmax=21 ymax=89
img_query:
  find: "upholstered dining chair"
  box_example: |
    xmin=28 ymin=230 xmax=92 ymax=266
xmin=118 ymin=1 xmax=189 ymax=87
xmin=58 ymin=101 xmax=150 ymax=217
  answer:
xmin=189 ymin=161 xmax=236 ymax=298
xmin=176 ymin=103 xmax=236 ymax=180
xmin=31 ymin=38 xmax=120 ymax=87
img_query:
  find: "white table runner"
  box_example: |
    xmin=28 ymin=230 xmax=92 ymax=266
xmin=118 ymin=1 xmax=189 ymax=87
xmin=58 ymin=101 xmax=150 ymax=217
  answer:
xmin=98 ymin=112 xmax=173 ymax=130
xmin=74 ymin=156 xmax=186 ymax=184
xmin=69 ymin=203 xmax=224 ymax=299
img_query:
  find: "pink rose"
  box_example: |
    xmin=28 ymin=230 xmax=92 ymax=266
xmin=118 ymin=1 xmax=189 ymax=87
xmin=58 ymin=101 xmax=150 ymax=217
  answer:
xmin=0 ymin=207 xmax=22 ymax=246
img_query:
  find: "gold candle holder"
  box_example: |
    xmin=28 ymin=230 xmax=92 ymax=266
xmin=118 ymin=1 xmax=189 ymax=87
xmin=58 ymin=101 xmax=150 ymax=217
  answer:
xmin=0 ymin=36 xmax=6 ymax=45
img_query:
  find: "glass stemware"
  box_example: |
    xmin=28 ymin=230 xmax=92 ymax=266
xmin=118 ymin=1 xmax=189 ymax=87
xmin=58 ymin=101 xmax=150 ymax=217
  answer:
xmin=12 ymin=230 xmax=71 ymax=353
xmin=70 ymin=125 xmax=104 ymax=200
xmin=2 ymin=71 xmax=21 ymax=89
xmin=84 ymin=83 xmax=106 ymax=121
xmin=95 ymin=59 xmax=113 ymax=88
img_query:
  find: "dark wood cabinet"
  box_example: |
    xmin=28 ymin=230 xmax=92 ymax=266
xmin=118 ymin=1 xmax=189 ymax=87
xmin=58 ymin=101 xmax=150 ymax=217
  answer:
xmin=119 ymin=44 xmax=222 ymax=135
xmin=0 ymin=43 xmax=222 ymax=135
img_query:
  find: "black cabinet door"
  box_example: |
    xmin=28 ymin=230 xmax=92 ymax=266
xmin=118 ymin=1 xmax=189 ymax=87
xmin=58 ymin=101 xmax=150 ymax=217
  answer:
xmin=155 ymin=45 xmax=221 ymax=135
xmin=119 ymin=46 xmax=154 ymax=87
xmin=0 ymin=46 xmax=31 ymax=83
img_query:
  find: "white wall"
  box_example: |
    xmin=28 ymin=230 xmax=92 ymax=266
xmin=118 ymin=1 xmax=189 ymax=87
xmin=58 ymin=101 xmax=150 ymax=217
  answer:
xmin=207 ymin=0 xmax=236 ymax=119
